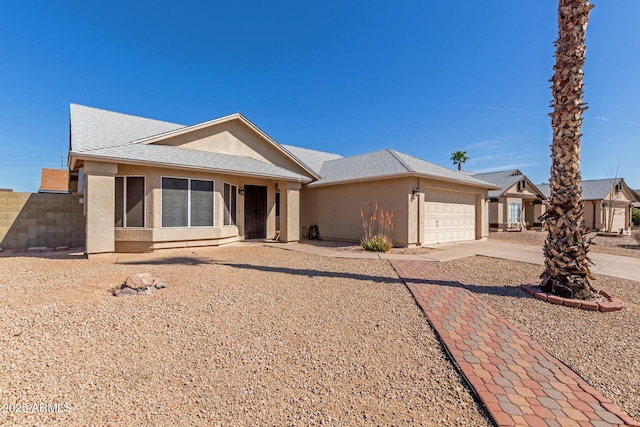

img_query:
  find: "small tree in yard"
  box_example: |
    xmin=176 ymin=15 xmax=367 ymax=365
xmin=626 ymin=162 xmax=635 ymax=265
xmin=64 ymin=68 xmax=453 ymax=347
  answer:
xmin=633 ymin=208 xmax=640 ymax=228
xmin=360 ymin=201 xmax=394 ymax=252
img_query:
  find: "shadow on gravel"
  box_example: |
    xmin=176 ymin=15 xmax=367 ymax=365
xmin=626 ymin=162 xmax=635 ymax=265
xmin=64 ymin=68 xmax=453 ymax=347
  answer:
xmin=222 ymin=262 xmax=402 ymax=284
xmin=117 ymin=256 xmax=218 ymax=266
xmin=403 ymin=278 xmax=527 ymax=299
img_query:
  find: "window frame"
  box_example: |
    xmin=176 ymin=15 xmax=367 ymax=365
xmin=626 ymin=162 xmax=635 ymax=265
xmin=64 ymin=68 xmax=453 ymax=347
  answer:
xmin=115 ymin=176 xmax=146 ymax=228
xmin=223 ymin=182 xmax=237 ymax=226
xmin=508 ymin=201 xmax=522 ymax=223
xmin=161 ymin=176 xmax=215 ymax=228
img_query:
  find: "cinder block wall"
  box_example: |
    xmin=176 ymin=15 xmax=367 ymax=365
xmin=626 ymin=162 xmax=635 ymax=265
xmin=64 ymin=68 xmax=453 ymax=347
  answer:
xmin=0 ymin=192 xmax=85 ymax=249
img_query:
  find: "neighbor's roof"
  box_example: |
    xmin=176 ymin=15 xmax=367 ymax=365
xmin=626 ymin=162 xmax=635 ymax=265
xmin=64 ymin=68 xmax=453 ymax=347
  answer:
xmin=308 ymin=149 xmax=499 ymax=189
xmin=69 ymin=104 xmax=312 ymax=182
xmin=471 ymin=169 xmax=544 ymax=198
xmin=281 ymin=145 xmax=343 ymax=175
xmin=538 ymin=178 xmax=636 ymax=201
xmin=39 ymin=168 xmax=68 ymax=193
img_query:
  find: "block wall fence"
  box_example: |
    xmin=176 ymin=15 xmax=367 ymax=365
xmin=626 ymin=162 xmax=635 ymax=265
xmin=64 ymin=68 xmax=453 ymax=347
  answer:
xmin=0 ymin=192 xmax=85 ymax=249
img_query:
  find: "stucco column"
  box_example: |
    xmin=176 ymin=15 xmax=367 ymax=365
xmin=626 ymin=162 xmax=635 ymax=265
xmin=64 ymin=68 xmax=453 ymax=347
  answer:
xmin=279 ymin=182 xmax=302 ymax=242
xmin=83 ymin=161 xmax=117 ymax=255
xmin=478 ymin=194 xmax=489 ymax=239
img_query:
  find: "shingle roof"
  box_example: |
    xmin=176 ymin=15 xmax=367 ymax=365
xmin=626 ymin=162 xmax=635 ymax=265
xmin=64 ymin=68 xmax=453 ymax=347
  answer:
xmin=471 ymin=170 xmax=524 ymax=198
xmin=538 ymin=178 xmax=632 ymax=201
xmin=69 ymin=104 xmax=310 ymax=182
xmin=281 ymin=145 xmax=343 ymax=175
xmin=308 ymin=149 xmax=498 ymax=188
xmin=74 ymin=143 xmax=311 ymax=181
xmin=70 ymin=104 xmax=186 ymax=152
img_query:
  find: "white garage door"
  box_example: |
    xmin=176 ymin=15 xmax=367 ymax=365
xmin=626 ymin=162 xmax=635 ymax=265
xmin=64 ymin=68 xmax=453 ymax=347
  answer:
xmin=424 ymin=190 xmax=476 ymax=244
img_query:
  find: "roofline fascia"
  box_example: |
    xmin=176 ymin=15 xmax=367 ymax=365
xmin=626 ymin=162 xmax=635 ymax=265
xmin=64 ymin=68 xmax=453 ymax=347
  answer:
xmin=307 ymin=172 xmax=500 ymax=190
xmin=128 ymin=113 xmax=320 ymax=180
xmin=68 ymin=152 xmax=312 ymax=183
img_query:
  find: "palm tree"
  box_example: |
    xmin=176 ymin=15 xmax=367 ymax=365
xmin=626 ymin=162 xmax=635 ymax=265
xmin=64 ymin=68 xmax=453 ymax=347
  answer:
xmin=539 ymin=0 xmax=596 ymax=299
xmin=450 ymin=151 xmax=469 ymax=171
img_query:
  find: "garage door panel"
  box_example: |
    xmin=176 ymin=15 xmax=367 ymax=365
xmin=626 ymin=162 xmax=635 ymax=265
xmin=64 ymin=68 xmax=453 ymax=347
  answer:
xmin=424 ymin=190 xmax=476 ymax=244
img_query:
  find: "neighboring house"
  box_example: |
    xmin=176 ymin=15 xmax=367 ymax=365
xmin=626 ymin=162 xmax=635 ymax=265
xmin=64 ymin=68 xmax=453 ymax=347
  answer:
xmin=39 ymin=168 xmax=69 ymax=193
xmin=68 ymin=104 xmax=498 ymax=256
xmin=538 ymin=179 xmax=640 ymax=232
xmin=471 ymin=170 xmax=546 ymax=231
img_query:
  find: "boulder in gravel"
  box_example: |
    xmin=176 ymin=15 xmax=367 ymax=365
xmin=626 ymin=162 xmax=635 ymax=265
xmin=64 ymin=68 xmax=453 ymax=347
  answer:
xmin=139 ymin=286 xmax=156 ymax=295
xmin=154 ymin=282 xmax=167 ymax=289
xmin=125 ymin=273 xmax=157 ymax=289
xmin=0 ymin=247 xmax=3 ymax=252
xmin=114 ymin=287 xmax=137 ymax=297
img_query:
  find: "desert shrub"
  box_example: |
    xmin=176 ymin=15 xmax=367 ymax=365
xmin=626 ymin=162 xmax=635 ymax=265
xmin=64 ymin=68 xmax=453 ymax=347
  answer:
xmin=633 ymin=230 xmax=640 ymax=245
xmin=360 ymin=201 xmax=394 ymax=252
xmin=361 ymin=235 xmax=393 ymax=252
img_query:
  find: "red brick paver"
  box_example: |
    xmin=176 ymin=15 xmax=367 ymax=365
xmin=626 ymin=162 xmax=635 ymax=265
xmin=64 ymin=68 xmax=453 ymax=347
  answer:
xmin=390 ymin=260 xmax=639 ymax=427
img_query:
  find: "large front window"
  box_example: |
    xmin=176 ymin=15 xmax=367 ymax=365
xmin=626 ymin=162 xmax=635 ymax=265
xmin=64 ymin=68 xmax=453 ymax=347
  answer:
xmin=162 ymin=177 xmax=214 ymax=227
xmin=115 ymin=176 xmax=145 ymax=227
xmin=508 ymin=202 xmax=522 ymax=223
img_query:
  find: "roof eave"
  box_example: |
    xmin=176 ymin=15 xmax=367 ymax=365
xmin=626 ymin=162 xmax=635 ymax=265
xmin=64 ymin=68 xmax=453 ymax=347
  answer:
xmin=308 ymin=172 xmax=500 ymax=190
xmin=69 ymin=152 xmax=312 ymax=183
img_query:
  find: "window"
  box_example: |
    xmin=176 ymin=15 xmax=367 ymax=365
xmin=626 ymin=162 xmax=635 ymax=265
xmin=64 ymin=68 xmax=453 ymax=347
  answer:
xmin=223 ymin=183 xmax=237 ymax=226
xmin=162 ymin=177 xmax=214 ymax=227
xmin=508 ymin=202 xmax=522 ymax=223
xmin=115 ymin=176 xmax=145 ymax=227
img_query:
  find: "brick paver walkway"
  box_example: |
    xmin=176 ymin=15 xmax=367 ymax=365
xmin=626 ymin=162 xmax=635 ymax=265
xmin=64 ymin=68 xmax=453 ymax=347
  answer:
xmin=390 ymin=260 xmax=639 ymax=427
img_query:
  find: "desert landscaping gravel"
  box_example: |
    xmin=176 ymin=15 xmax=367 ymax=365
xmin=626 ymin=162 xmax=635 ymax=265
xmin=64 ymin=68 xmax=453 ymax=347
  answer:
xmin=440 ymin=256 xmax=640 ymax=423
xmin=0 ymin=245 xmax=490 ymax=426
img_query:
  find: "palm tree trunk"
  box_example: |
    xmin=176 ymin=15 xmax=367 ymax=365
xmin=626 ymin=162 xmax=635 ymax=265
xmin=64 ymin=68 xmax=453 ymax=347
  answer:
xmin=540 ymin=0 xmax=596 ymax=299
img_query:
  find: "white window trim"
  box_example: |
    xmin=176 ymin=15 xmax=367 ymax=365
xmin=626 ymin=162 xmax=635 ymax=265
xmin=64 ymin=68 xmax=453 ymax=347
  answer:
xmin=223 ymin=182 xmax=237 ymax=227
xmin=160 ymin=176 xmax=215 ymax=228
xmin=116 ymin=175 xmax=146 ymax=228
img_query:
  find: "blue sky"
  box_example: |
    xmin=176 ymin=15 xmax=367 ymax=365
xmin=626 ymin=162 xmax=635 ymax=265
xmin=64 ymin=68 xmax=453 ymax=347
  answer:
xmin=1 ymin=0 xmax=638 ymax=192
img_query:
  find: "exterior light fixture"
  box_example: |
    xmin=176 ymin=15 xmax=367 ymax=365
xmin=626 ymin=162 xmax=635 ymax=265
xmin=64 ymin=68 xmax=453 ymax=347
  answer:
xmin=238 ymin=187 xmax=245 ymax=195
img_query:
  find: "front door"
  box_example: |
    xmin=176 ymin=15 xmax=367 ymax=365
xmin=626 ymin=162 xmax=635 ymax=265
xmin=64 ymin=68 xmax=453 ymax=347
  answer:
xmin=244 ymin=185 xmax=267 ymax=239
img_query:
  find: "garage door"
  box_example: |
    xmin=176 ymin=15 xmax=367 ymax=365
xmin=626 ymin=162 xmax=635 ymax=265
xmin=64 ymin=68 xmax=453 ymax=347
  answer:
xmin=424 ymin=190 xmax=476 ymax=244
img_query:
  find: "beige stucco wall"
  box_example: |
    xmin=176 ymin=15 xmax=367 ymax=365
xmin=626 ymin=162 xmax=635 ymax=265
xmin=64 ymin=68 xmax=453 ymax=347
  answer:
xmin=84 ymin=161 xmax=117 ymax=254
xmin=111 ymin=164 xmax=287 ymax=252
xmin=301 ymin=178 xmax=412 ymax=246
xmin=279 ymin=182 xmax=301 ymax=242
xmin=150 ymin=120 xmax=311 ymax=178
xmin=301 ymin=177 xmax=489 ymax=247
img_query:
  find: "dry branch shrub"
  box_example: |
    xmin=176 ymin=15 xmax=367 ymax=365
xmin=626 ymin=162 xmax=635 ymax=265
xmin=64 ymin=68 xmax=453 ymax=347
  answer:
xmin=360 ymin=201 xmax=394 ymax=252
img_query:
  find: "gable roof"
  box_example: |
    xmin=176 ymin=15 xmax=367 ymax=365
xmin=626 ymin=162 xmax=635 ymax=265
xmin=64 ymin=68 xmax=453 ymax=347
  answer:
xmin=68 ymin=104 xmax=313 ymax=182
xmin=281 ymin=145 xmax=343 ymax=175
xmin=538 ymin=178 xmax=640 ymax=201
xmin=308 ymin=149 xmax=499 ymax=189
xmin=471 ymin=169 xmax=545 ymax=198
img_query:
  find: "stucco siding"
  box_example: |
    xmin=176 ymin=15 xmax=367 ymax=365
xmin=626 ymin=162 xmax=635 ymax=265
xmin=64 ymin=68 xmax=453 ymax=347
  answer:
xmin=300 ymin=178 xmax=412 ymax=246
xmin=149 ymin=120 xmax=311 ymax=178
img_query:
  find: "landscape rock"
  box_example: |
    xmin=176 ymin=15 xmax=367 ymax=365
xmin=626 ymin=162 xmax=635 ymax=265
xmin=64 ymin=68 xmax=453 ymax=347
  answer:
xmin=0 ymin=247 xmax=3 ymax=252
xmin=125 ymin=273 xmax=157 ymax=289
xmin=154 ymin=282 xmax=167 ymax=289
xmin=114 ymin=287 xmax=137 ymax=297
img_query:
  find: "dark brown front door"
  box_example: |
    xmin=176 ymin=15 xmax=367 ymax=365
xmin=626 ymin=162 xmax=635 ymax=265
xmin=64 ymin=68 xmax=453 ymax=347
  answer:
xmin=244 ymin=185 xmax=267 ymax=239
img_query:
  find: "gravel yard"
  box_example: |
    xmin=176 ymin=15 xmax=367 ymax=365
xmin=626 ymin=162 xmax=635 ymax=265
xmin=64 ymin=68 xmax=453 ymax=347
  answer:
xmin=0 ymin=245 xmax=489 ymax=426
xmin=440 ymin=256 xmax=640 ymax=422
xmin=489 ymin=230 xmax=640 ymax=258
